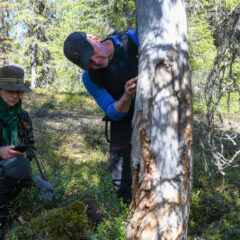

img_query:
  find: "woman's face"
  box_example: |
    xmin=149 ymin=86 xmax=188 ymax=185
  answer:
xmin=0 ymin=89 xmax=23 ymax=107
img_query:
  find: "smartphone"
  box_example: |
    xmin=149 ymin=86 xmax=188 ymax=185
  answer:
xmin=13 ymin=144 xmax=29 ymax=152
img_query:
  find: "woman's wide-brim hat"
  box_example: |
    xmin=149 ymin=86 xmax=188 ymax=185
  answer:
xmin=0 ymin=65 xmax=32 ymax=92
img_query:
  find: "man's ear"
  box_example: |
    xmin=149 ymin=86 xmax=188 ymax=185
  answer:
xmin=89 ymin=35 xmax=100 ymax=43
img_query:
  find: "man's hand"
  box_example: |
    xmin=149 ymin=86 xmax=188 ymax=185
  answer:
xmin=124 ymin=77 xmax=137 ymax=100
xmin=0 ymin=146 xmax=25 ymax=160
xmin=114 ymin=76 xmax=137 ymax=113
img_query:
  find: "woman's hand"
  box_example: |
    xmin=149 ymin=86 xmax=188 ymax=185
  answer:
xmin=0 ymin=146 xmax=25 ymax=160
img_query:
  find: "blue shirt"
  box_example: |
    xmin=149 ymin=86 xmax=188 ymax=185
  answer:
xmin=82 ymin=30 xmax=138 ymax=121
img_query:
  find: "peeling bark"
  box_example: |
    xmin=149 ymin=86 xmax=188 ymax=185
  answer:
xmin=127 ymin=0 xmax=192 ymax=239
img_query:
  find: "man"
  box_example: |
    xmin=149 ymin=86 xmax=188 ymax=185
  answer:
xmin=64 ymin=30 xmax=138 ymax=202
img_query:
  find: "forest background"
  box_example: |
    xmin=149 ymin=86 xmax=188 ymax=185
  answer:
xmin=0 ymin=0 xmax=239 ymax=239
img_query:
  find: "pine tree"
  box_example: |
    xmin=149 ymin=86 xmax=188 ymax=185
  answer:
xmin=13 ymin=0 xmax=55 ymax=88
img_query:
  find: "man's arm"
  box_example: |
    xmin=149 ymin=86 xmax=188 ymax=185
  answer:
xmin=83 ymin=71 xmax=126 ymax=121
xmin=83 ymin=72 xmax=137 ymax=120
xmin=114 ymin=77 xmax=137 ymax=113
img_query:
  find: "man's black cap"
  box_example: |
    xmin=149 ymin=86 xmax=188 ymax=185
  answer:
xmin=63 ymin=32 xmax=94 ymax=70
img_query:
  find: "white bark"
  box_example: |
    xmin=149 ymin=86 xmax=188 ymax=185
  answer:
xmin=31 ymin=45 xmax=37 ymax=89
xmin=127 ymin=0 xmax=193 ymax=239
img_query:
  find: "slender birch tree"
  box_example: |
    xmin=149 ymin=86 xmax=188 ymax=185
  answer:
xmin=0 ymin=0 xmax=12 ymax=65
xmin=127 ymin=1 xmax=193 ymax=239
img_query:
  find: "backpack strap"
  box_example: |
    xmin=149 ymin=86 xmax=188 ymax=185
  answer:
xmin=102 ymin=115 xmax=110 ymax=143
xmin=117 ymin=31 xmax=138 ymax=57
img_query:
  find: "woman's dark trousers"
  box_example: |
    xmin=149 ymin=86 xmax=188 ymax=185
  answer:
xmin=0 ymin=157 xmax=32 ymax=239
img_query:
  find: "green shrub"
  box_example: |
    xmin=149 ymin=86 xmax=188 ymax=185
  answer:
xmin=7 ymin=201 xmax=88 ymax=240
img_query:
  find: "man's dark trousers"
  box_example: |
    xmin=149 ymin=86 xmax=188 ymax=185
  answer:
xmin=110 ymin=120 xmax=132 ymax=202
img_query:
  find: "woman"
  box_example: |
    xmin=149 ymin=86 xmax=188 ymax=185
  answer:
xmin=0 ymin=65 xmax=35 ymax=239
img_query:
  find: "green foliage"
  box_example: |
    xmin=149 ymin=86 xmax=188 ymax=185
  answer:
xmin=86 ymin=200 xmax=130 ymax=240
xmin=104 ymin=0 xmax=136 ymax=30
xmin=219 ymin=92 xmax=240 ymax=118
xmin=2 ymin=0 xmax=239 ymax=95
xmin=29 ymin=201 xmax=88 ymax=239
xmin=2 ymin=0 xmax=240 ymax=239
xmin=2 ymin=0 xmax=136 ymax=91
xmin=187 ymin=0 xmax=240 ymax=123
xmin=193 ymin=90 xmax=240 ymax=117
xmin=201 ymin=212 xmax=240 ymax=239
xmin=6 ymin=91 xmax=239 ymax=240
xmin=189 ymin=173 xmax=240 ymax=239
xmin=187 ymin=119 xmax=240 ymax=239
xmin=8 ymin=201 xmax=88 ymax=240
xmin=62 ymin=93 xmax=103 ymax=116
xmin=224 ymin=0 xmax=239 ymax=10
xmin=8 ymin=186 xmax=42 ymax=220
xmin=188 ymin=13 xmax=216 ymax=72
xmin=188 ymin=12 xmax=216 ymax=99
xmin=0 ymin=0 xmax=15 ymax=66
xmin=10 ymin=0 xmax=55 ymax=88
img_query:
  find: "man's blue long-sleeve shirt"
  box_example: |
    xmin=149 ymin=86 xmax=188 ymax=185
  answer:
xmin=82 ymin=30 xmax=138 ymax=121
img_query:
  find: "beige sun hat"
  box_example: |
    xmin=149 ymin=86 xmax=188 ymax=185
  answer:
xmin=0 ymin=65 xmax=32 ymax=92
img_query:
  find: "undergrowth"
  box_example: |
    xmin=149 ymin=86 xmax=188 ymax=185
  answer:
xmin=5 ymin=90 xmax=240 ymax=240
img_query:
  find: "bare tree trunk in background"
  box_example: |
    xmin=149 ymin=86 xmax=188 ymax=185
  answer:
xmin=0 ymin=6 xmax=4 ymax=64
xmin=127 ymin=0 xmax=193 ymax=239
xmin=0 ymin=1 xmax=10 ymax=66
xmin=30 ymin=41 xmax=37 ymax=89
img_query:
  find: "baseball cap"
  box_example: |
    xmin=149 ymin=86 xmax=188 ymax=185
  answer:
xmin=63 ymin=32 xmax=94 ymax=70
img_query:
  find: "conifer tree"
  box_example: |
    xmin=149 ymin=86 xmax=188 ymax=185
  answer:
xmin=14 ymin=0 xmax=55 ymax=88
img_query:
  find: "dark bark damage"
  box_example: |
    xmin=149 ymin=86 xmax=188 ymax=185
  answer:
xmin=130 ymin=128 xmax=160 ymax=239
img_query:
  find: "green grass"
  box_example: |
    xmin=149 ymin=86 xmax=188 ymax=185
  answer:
xmin=193 ymin=91 xmax=240 ymax=120
xmin=5 ymin=90 xmax=240 ymax=240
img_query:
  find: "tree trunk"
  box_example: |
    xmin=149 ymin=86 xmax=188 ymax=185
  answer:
xmin=127 ymin=1 xmax=193 ymax=239
xmin=31 ymin=42 xmax=37 ymax=89
xmin=0 ymin=1 xmax=10 ymax=65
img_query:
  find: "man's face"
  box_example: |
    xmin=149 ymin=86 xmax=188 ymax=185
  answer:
xmin=87 ymin=37 xmax=109 ymax=70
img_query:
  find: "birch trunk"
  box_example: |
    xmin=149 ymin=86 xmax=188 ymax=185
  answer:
xmin=31 ymin=43 xmax=37 ymax=89
xmin=127 ymin=0 xmax=193 ymax=239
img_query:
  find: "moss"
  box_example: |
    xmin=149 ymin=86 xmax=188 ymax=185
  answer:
xmin=9 ymin=201 xmax=88 ymax=240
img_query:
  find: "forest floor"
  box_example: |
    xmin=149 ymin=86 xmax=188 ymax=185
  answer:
xmin=5 ymin=90 xmax=240 ymax=240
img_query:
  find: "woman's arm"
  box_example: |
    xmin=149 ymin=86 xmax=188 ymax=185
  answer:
xmin=21 ymin=110 xmax=35 ymax=161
